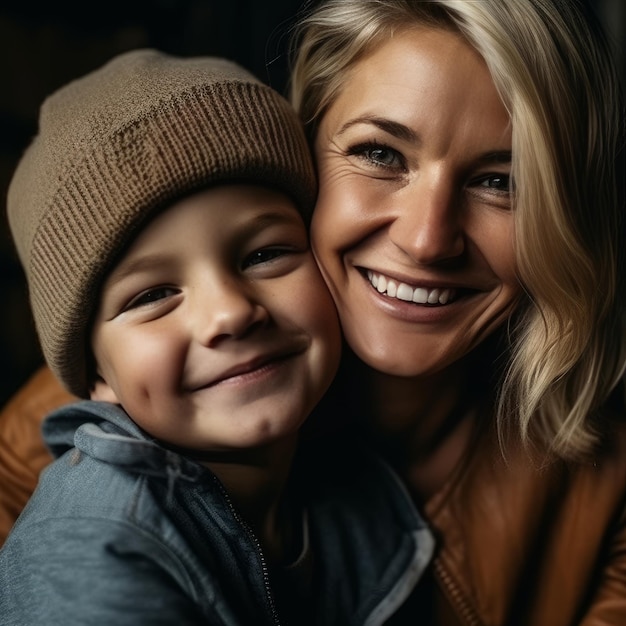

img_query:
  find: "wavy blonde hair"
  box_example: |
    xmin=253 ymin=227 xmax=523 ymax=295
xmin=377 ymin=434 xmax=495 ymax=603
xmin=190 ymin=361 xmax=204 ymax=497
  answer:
xmin=289 ymin=0 xmax=626 ymax=459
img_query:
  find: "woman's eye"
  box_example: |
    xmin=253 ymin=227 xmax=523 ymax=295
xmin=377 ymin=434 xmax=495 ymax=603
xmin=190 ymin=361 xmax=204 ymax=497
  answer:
xmin=348 ymin=142 xmax=405 ymax=170
xmin=366 ymin=147 xmax=401 ymax=167
xmin=476 ymin=174 xmax=511 ymax=193
xmin=126 ymin=287 xmax=178 ymax=310
xmin=243 ymin=248 xmax=289 ymax=269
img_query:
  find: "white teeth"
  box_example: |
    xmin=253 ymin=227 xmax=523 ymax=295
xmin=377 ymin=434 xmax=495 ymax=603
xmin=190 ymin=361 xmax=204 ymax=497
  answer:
xmin=427 ymin=289 xmax=440 ymax=304
xmin=396 ymin=283 xmax=413 ymax=302
xmin=413 ymin=287 xmax=428 ymax=304
xmin=366 ymin=271 xmax=456 ymax=306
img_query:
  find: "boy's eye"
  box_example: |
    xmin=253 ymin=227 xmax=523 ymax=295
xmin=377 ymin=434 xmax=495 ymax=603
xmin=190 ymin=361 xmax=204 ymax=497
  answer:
xmin=243 ymin=248 xmax=289 ymax=269
xmin=126 ymin=286 xmax=178 ymax=310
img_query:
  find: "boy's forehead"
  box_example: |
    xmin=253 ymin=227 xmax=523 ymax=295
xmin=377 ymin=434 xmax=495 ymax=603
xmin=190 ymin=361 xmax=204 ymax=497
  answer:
xmin=106 ymin=184 xmax=305 ymax=275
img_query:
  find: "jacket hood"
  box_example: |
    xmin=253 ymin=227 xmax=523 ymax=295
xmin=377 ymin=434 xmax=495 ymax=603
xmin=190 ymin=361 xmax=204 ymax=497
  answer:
xmin=43 ymin=400 xmax=204 ymax=483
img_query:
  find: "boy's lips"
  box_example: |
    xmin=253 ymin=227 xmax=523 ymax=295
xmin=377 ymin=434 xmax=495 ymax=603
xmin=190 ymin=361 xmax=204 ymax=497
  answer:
xmin=189 ymin=348 xmax=304 ymax=390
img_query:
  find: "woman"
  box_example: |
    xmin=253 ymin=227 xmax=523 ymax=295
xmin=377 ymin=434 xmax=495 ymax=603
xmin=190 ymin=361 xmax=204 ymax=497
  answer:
xmin=288 ymin=0 xmax=626 ymax=623
xmin=2 ymin=0 xmax=625 ymax=623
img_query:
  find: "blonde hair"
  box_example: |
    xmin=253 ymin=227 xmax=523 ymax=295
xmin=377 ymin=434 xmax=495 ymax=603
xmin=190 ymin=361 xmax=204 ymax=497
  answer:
xmin=289 ymin=0 xmax=626 ymax=459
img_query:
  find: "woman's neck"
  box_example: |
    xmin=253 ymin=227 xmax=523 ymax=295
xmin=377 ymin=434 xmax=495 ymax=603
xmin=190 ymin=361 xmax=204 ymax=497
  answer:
xmin=360 ymin=359 xmax=481 ymax=501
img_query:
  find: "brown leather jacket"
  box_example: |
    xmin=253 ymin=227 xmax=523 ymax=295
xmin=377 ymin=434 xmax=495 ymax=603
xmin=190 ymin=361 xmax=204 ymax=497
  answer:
xmin=2 ymin=366 xmax=626 ymax=625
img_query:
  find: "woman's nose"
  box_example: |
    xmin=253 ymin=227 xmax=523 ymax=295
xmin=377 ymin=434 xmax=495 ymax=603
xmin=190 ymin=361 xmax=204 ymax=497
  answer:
xmin=191 ymin=279 xmax=268 ymax=348
xmin=388 ymin=176 xmax=465 ymax=266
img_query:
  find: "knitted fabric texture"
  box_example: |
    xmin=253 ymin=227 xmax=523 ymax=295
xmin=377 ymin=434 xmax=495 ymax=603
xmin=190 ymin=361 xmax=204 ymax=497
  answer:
xmin=7 ymin=48 xmax=316 ymax=398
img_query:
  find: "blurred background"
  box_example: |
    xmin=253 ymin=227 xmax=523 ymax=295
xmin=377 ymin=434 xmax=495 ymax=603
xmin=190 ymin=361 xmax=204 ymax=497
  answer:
xmin=0 ymin=0 xmax=624 ymax=407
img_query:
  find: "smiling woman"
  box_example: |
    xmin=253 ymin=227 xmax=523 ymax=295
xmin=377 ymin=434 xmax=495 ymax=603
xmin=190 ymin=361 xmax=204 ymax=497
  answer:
xmin=311 ymin=26 xmax=519 ymax=381
xmin=288 ymin=0 xmax=626 ymax=623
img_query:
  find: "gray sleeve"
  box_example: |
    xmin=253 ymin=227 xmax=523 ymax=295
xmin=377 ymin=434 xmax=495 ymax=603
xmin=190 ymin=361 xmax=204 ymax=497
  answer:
xmin=0 ymin=517 xmax=210 ymax=626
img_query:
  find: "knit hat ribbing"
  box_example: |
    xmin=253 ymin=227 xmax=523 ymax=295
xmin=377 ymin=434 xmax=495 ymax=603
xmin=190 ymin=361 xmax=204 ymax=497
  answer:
xmin=7 ymin=48 xmax=316 ymax=398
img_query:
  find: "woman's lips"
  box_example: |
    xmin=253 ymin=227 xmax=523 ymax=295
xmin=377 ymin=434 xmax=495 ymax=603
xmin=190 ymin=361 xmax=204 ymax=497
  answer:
xmin=365 ymin=269 xmax=457 ymax=305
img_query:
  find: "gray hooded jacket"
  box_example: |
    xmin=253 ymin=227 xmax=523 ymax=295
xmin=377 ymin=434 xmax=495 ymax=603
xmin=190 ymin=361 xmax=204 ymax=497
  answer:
xmin=0 ymin=401 xmax=434 ymax=625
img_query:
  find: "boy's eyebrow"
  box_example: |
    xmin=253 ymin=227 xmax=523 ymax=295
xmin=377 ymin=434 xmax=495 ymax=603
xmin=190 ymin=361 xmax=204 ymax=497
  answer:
xmin=105 ymin=208 xmax=302 ymax=285
xmin=106 ymin=254 xmax=172 ymax=286
xmin=244 ymin=209 xmax=302 ymax=231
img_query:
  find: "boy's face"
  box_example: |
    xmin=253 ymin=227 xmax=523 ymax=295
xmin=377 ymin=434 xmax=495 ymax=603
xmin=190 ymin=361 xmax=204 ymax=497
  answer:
xmin=90 ymin=185 xmax=341 ymax=452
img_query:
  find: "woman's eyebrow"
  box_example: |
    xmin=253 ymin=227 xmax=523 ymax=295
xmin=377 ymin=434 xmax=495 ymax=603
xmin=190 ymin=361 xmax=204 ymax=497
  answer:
xmin=476 ymin=151 xmax=512 ymax=165
xmin=337 ymin=116 xmax=418 ymax=143
xmin=337 ymin=117 xmax=512 ymax=165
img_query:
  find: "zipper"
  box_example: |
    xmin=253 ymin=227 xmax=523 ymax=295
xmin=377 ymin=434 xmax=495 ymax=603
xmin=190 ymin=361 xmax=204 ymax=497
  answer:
xmin=211 ymin=474 xmax=282 ymax=626
xmin=435 ymin=559 xmax=483 ymax=626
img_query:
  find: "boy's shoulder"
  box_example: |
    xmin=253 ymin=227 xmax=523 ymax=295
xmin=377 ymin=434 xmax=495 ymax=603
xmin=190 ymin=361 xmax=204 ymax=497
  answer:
xmin=10 ymin=401 xmax=209 ymax=539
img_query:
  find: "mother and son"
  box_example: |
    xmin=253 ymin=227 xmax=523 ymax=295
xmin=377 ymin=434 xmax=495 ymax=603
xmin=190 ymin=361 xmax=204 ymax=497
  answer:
xmin=1 ymin=1 xmax=625 ymax=624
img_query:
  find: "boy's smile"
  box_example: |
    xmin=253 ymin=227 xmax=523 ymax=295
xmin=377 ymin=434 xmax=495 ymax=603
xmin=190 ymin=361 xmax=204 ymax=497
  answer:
xmin=90 ymin=184 xmax=341 ymax=452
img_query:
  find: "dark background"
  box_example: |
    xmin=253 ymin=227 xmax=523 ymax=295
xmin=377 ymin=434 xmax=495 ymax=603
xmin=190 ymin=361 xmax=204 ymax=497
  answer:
xmin=0 ymin=0 xmax=623 ymax=407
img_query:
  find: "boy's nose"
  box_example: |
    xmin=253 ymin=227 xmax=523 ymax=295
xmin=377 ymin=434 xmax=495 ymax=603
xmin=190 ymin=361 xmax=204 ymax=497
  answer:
xmin=191 ymin=279 xmax=268 ymax=347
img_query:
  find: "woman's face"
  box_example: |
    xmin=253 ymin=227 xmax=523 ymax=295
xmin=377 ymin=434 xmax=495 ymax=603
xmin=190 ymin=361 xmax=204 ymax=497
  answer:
xmin=312 ymin=26 xmax=522 ymax=378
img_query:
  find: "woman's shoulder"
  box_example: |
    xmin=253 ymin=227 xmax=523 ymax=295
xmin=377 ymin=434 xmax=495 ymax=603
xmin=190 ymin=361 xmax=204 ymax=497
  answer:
xmin=583 ymin=401 xmax=626 ymax=483
xmin=424 ymin=400 xmax=626 ymax=554
xmin=423 ymin=404 xmax=626 ymax=625
xmin=429 ymin=403 xmax=626 ymax=515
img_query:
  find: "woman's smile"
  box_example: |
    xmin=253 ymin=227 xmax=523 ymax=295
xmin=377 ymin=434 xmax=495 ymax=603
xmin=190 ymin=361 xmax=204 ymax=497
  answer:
xmin=365 ymin=269 xmax=457 ymax=306
xmin=357 ymin=262 xmax=501 ymax=327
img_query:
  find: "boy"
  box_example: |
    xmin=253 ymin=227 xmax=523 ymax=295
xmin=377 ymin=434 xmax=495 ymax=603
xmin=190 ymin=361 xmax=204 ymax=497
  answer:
xmin=0 ymin=49 xmax=433 ymax=625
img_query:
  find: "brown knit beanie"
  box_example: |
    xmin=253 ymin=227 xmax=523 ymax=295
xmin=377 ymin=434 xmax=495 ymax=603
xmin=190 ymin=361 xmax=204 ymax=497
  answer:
xmin=7 ymin=48 xmax=316 ymax=398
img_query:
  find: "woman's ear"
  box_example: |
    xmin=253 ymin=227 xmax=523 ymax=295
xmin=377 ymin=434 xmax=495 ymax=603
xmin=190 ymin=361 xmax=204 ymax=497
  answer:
xmin=90 ymin=375 xmax=120 ymax=403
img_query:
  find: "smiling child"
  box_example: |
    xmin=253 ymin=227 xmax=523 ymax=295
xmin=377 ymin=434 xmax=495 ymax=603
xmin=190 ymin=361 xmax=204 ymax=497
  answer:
xmin=0 ymin=49 xmax=433 ymax=625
